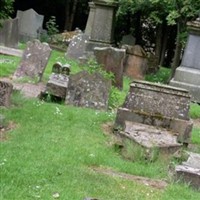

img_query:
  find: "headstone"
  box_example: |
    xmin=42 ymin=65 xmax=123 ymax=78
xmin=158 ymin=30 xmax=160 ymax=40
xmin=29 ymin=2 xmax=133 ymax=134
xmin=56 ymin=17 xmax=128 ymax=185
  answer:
xmin=170 ymin=18 xmax=200 ymax=103
xmin=65 ymin=71 xmax=111 ymax=110
xmin=13 ymin=40 xmax=52 ymax=81
xmin=175 ymin=152 xmax=200 ymax=190
xmin=85 ymin=0 xmax=118 ymax=51
xmin=44 ymin=62 xmax=70 ymax=99
xmin=0 ymin=18 xmax=19 ymax=48
xmin=114 ymin=80 xmax=193 ymax=155
xmin=94 ymin=47 xmax=125 ymax=89
xmin=121 ymin=34 xmax=135 ymax=46
xmin=17 ymin=9 xmax=44 ymax=42
xmin=66 ymin=34 xmax=90 ymax=60
xmin=146 ymin=53 xmax=159 ymax=74
xmin=85 ymin=2 xmax=95 ymax=37
xmin=123 ymin=45 xmax=148 ymax=79
xmin=0 ymin=81 xmax=13 ymax=107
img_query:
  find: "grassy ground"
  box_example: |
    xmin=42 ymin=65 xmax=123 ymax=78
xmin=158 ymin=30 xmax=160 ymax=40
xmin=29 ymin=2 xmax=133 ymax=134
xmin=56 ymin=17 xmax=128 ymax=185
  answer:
xmin=0 ymin=48 xmax=200 ymax=199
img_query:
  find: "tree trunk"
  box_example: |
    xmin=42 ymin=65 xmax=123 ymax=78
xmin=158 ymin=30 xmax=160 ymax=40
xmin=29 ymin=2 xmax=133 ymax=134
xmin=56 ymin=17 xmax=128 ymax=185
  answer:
xmin=64 ymin=0 xmax=70 ymax=31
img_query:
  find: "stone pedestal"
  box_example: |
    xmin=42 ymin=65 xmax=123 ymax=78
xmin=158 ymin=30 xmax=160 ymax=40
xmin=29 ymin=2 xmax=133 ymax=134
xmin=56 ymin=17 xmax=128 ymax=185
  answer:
xmin=170 ymin=18 xmax=200 ymax=103
xmin=85 ymin=0 xmax=118 ymax=52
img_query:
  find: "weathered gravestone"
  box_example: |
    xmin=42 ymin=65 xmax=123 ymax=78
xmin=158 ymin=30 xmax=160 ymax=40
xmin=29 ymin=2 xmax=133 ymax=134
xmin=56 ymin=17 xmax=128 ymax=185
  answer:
xmin=0 ymin=18 xmax=19 ymax=48
xmin=115 ymin=80 xmax=193 ymax=155
xmin=121 ymin=34 xmax=135 ymax=46
xmin=13 ymin=40 xmax=52 ymax=81
xmin=85 ymin=0 xmax=118 ymax=51
xmin=175 ymin=152 xmax=200 ymax=190
xmin=85 ymin=2 xmax=95 ymax=37
xmin=66 ymin=34 xmax=90 ymax=60
xmin=123 ymin=45 xmax=148 ymax=80
xmin=94 ymin=47 xmax=125 ymax=89
xmin=65 ymin=71 xmax=111 ymax=110
xmin=44 ymin=62 xmax=70 ymax=99
xmin=17 ymin=9 xmax=44 ymax=42
xmin=170 ymin=18 xmax=200 ymax=103
xmin=0 ymin=81 xmax=13 ymax=107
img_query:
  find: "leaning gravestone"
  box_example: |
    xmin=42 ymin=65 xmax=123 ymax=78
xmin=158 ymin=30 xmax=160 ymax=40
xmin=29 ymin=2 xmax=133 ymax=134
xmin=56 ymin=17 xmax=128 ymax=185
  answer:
xmin=17 ymin=9 xmax=44 ymax=42
xmin=170 ymin=18 xmax=200 ymax=103
xmin=94 ymin=46 xmax=125 ymax=89
xmin=0 ymin=81 xmax=13 ymax=107
xmin=13 ymin=40 xmax=52 ymax=81
xmin=0 ymin=18 xmax=19 ymax=48
xmin=65 ymin=71 xmax=111 ymax=110
xmin=66 ymin=34 xmax=90 ymax=60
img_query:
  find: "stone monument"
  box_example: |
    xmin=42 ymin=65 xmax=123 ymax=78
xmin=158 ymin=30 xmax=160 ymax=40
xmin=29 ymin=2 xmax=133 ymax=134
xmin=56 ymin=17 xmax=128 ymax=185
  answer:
xmin=170 ymin=17 xmax=200 ymax=103
xmin=85 ymin=0 xmax=118 ymax=52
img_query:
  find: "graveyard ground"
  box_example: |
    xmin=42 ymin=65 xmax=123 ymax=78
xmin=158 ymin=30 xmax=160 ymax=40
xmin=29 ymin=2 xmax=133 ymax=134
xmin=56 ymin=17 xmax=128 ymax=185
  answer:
xmin=0 ymin=49 xmax=200 ymax=199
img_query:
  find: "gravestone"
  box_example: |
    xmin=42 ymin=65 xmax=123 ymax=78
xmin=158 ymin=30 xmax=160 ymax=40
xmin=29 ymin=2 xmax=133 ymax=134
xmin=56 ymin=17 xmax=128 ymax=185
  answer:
xmin=114 ymin=80 xmax=193 ymax=155
xmin=170 ymin=18 xmax=200 ymax=103
xmin=86 ymin=0 xmax=118 ymax=51
xmin=85 ymin=2 xmax=95 ymax=37
xmin=13 ymin=40 xmax=52 ymax=81
xmin=94 ymin=47 xmax=125 ymax=89
xmin=121 ymin=34 xmax=135 ymax=46
xmin=44 ymin=62 xmax=70 ymax=99
xmin=66 ymin=34 xmax=90 ymax=60
xmin=0 ymin=18 xmax=19 ymax=48
xmin=17 ymin=9 xmax=44 ymax=42
xmin=123 ymin=45 xmax=148 ymax=79
xmin=0 ymin=81 xmax=13 ymax=107
xmin=65 ymin=71 xmax=111 ymax=110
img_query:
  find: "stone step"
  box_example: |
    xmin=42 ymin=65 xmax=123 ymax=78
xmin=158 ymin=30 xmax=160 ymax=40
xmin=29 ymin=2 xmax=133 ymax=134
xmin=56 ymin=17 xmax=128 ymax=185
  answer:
xmin=172 ymin=66 xmax=200 ymax=85
xmin=118 ymin=121 xmax=182 ymax=154
xmin=175 ymin=152 xmax=200 ymax=190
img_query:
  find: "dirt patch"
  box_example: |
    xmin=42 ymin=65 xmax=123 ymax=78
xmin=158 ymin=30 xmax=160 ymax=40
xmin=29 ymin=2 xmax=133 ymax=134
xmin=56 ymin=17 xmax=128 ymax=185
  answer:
xmin=90 ymin=166 xmax=168 ymax=190
xmin=0 ymin=121 xmax=17 ymax=141
xmin=193 ymin=119 xmax=200 ymax=128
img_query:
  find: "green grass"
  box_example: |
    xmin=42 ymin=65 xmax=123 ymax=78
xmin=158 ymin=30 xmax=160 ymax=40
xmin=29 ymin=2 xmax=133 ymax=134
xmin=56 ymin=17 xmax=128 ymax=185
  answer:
xmin=1 ymin=48 xmax=200 ymax=199
xmin=190 ymin=103 xmax=200 ymax=119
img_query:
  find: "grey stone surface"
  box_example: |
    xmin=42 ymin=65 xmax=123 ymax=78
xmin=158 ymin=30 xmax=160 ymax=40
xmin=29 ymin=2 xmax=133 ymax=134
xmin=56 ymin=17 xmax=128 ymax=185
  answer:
xmin=13 ymin=40 xmax=52 ymax=81
xmin=0 ymin=46 xmax=23 ymax=57
xmin=65 ymin=71 xmax=111 ymax=110
xmin=94 ymin=46 xmax=125 ymax=89
xmin=17 ymin=9 xmax=44 ymax=42
xmin=123 ymin=80 xmax=191 ymax=120
xmin=66 ymin=34 xmax=90 ymax=60
xmin=121 ymin=34 xmax=135 ymax=46
xmin=176 ymin=152 xmax=200 ymax=190
xmin=0 ymin=81 xmax=13 ymax=107
xmin=0 ymin=18 xmax=19 ymax=48
xmin=85 ymin=2 xmax=95 ymax=37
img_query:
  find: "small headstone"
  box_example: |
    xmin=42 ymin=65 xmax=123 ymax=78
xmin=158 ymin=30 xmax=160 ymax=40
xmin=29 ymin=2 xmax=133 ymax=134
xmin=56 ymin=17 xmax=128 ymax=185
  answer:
xmin=94 ymin=47 xmax=125 ymax=89
xmin=0 ymin=81 xmax=13 ymax=107
xmin=0 ymin=18 xmax=19 ymax=48
xmin=13 ymin=39 xmax=52 ymax=81
xmin=66 ymin=34 xmax=90 ymax=60
xmin=121 ymin=34 xmax=135 ymax=46
xmin=17 ymin=9 xmax=44 ymax=42
xmin=146 ymin=53 xmax=159 ymax=74
xmin=65 ymin=71 xmax=111 ymax=110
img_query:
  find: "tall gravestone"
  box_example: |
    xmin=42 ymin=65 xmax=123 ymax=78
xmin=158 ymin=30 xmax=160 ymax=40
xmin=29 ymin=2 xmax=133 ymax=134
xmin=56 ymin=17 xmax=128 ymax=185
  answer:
xmin=0 ymin=18 xmax=19 ymax=48
xmin=13 ymin=40 xmax=52 ymax=81
xmin=85 ymin=0 xmax=118 ymax=52
xmin=17 ymin=9 xmax=44 ymax=42
xmin=170 ymin=18 xmax=200 ymax=103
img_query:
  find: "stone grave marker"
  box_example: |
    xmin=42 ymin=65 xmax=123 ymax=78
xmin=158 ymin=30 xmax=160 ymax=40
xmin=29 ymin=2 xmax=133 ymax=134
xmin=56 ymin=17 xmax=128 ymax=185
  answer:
xmin=17 ymin=9 xmax=44 ymax=42
xmin=65 ymin=71 xmax=111 ymax=110
xmin=121 ymin=34 xmax=135 ymax=46
xmin=170 ymin=18 xmax=200 ymax=103
xmin=66 ymin=33 xmax=90 ymax=60
xmin=94 ymin=46 xmax=125 ymax=89
xmin=0 ymin=81 xmax=13 ymax=107
xmin=13 ymin=40 xmax=52 ymax=81
xmin=0 ymin=18 xmax=19 ymax=48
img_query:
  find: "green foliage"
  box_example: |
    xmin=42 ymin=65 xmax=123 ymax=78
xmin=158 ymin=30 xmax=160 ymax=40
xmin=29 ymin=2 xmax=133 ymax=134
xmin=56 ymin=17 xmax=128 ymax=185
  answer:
xmin=189 ymin=103 xmax=200 ymax=119
xmin=46 ymin=16 xmax=59 ymax=41
xmin=0 ymin=0 xmax=14 ymax=23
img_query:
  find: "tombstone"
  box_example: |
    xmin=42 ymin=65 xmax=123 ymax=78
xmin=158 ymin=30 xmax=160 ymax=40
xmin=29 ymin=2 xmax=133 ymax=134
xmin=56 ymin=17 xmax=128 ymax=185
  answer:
xmin=94 ymin=47 xmax=125 ymax=89
xmin=13 ymin=40 xmax=52 ymax=81
xmin=114 ymin=80 xmax=193 ymax=156
xmin=85 ymin=0 xmax=118 ymax=52
xmin=0 ymin=81 xmax=13 ymax=107
xmin=121 ymin=34 xmax=135 ymax=46
xmin=146 ymin=53 xmax=159 ymax=74
xmin=85 ymin=2 xmax=95 ymax=37
xmin=175 ymin=152 xmax=200 ymax=190
xmin=170 ymin=18 xmax=200 ymax=103
xmin=123 ymin=45 xmax=148 ymax=79
xmin=66 ymin=34 xmax=90 ymax=60
xmin=65 ymin=71 xmax=111 ymax=110
xmin=44 ymin=62 xmax=70 ymax=99
xmin=17 ymin=9 xmax=44 ymax=42
xmin=0 ymin=18 xmax=19 ymax=48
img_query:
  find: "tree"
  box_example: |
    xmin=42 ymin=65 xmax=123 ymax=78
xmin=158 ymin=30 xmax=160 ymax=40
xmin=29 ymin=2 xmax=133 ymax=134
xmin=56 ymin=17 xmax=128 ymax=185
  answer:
xmin=0 ymin=0 xmax=14 ymax=22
